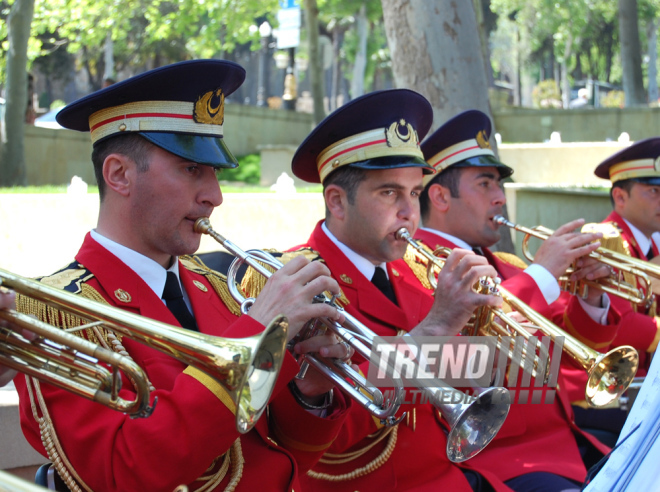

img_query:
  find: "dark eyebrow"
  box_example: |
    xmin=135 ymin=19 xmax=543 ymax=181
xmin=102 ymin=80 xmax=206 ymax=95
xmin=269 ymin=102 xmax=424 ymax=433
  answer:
xmin=475 ymin=171 xmax=498 ymax=180
xmin=374 ymin=182 xmax=407 ymax=190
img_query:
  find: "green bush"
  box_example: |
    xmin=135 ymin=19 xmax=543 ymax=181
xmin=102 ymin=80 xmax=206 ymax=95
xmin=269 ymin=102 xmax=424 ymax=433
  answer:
xmin=532 ymin=80 xmax=562 ymax=108
xmin=601 ymin=90 xmax=625 ymax=108
xmin=217 ymin=153 xmax=260 ymax=184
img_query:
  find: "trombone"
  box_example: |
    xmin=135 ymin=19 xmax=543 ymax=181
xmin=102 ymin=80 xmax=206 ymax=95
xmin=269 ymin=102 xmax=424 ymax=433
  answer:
xmin=0 ymin=268 xmax=288 ymax=433
xmin=396 ymin=228 xmax=640 ymax=408
xmin=493 ymin=215 xmax=658 ymax=307
xmin=195 ymin=218 xmax=511 ymax=462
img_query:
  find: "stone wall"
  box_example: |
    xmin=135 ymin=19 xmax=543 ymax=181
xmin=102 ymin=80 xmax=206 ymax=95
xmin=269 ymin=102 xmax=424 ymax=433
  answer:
xmin=21 ymin=105 xmax=313 ymax=186
xmin=493 ymin=106 xmax=660 ymax=143
xmin=498 ymin=141 xmax=628 ymax=186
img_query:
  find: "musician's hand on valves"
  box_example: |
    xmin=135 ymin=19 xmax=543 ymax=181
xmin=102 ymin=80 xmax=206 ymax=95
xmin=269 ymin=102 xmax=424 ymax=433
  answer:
xmin=0 ymin=289 xmax=19 ymax=386
xmin=412 ymin=249 xmax=502 ymax=337
xmin=290 ymin=334 xmax=356 ymax=403
xmin=247 ymin=255 xmax=344 ymax=341
xmin=532 ymin=218 xmax=602 ymax=279
xmin=570 ymin=255 xmax=610 ymax=307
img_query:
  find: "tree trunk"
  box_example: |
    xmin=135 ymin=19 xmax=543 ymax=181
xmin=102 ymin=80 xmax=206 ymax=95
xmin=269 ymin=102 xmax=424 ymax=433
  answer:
xmin=472 ymin=0 xmax=494 ymax=88
xmin=351 ymin=3 xmax=369 ymax=99
xmin=561 ymin=36 xmax=572 ymax=109
xmin=381 ymin=0 xmax=514 ymax=253
xmin=103 ymin=32 xmax=115 ymax=81
xmin=647 ymin=19 xmax=659 ymax=105
xmin=619 ymin=0 xmax=647 ymax=106
xmin=1 ymin=0 xmax=35 ymax=187
xmin=303 ymin=0 xmax=325 ymax=125
xmin=330 ymin=25 xmax=343 ymax=111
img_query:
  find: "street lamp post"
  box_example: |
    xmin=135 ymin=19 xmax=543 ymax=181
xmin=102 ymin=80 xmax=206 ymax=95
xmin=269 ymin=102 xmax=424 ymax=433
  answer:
xmin=257 ymin=21 xmax=272 ymax=108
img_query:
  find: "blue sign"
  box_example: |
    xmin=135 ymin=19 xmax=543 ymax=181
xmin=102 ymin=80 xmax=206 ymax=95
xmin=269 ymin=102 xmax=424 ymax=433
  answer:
xmin=279 ymin=0 xmax=299 ymax=8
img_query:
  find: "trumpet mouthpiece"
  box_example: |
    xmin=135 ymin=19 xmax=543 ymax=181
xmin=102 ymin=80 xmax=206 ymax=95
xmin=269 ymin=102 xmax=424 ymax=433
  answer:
xmin=395 ymin=228 xmax=411 ymax=241
xmin=194 ymin=217 xmax=211 ymax=234
xmin=492 ymin=215 xmax=511 ymax=227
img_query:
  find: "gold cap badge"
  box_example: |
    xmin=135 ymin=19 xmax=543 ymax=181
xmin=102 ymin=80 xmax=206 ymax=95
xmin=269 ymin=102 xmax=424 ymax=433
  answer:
xmin=386 ymin=119 xmax=420 ymax=149
xmin=476 ymin=130 xmax=491 ymax=149
xmin=194 ymin=89 xmax=225 ymax=125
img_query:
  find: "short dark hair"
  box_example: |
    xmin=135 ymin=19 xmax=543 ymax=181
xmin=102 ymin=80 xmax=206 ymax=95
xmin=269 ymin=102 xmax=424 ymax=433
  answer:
xmin=91 ymin=134 xmax=153 ymax=201
xmin=322 ymin=166 xmax=369 ymax=219
xmin=610 ymin=179 xmax=635 ymax=207
xmin=420 ymin=166 xmax=462 ymax=222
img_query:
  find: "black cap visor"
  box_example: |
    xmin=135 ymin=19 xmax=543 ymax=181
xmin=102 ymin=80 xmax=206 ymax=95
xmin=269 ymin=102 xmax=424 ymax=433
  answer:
xmin=452 ymin=154 xmax=513 ymax=179
xmin=347 ymin=155 xmax=435 ymax=174
xmin=620 ymin=176 xmax=660 ymax=186
xmin=139 ymin=132 xmax=238 ymax=168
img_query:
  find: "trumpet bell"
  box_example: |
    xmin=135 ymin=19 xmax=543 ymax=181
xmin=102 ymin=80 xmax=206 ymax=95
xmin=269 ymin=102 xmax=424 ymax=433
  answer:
xmin=234 ymin=315 xmax=289 ymax=433
xmin=443 ymin=386 xmax=511 ymax=462
xmin=585 ymin=346 xmax=639 ymax=408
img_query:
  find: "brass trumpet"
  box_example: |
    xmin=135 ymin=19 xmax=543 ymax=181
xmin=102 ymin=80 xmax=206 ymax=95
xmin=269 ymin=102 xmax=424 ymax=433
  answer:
xmin=0 ymin=470 xmax=48 ymax=492
xmin=195 ymin=218 xmax=511 ymax=462
xmin=397 ymin=227 xmax=640 ymax=408
xmin=0 ymin=268 xmax=288 ymax=433
xmin=493 ymin=215 xmax=658 ymax=307
xmin=396 ymin=227 xmax=551 ymax=383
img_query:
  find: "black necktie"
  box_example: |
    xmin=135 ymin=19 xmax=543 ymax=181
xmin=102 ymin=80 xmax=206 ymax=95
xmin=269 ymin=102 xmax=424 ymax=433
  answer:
xmin=371 ymin=266 xmax=398 ymax=306
xmin=472 ymin=247 xmax=485 ymax=257
xmin=647 ymin=247 xmax=656 ymax=261
xmin=162 ymin=272 xmax=198 ymax=331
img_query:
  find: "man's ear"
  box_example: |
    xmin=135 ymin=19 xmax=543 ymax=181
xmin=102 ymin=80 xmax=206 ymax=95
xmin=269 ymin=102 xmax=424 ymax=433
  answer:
xmin=611 ymin=186 xmax=627 ymax=210
xmin=103 ymin=154 xmax=134 ymax=197
xmin=324 ymin=184 xmax=348 ymax=221
xmin=427 ymin=183 xmax=451 ymax=213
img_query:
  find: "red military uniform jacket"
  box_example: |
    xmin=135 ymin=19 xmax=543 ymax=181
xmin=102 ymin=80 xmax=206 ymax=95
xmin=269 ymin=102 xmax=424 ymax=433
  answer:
xmin=14 ymin=233 xmax=349 ymax=492
xmin=557 ymin=212 xmax=660 ymax=402
xmin=600 ymin=211 xmax=660 ymax=356
xmin=287 ymin=221 xmax=486 ymax=492
xmin=412 ymin=228 xmax=610 ymax=484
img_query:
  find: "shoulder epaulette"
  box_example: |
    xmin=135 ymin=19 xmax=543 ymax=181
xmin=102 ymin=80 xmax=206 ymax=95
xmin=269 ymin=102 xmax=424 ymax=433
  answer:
xmin=403 ymin=243 xmax=435 ymax=291
xmin=180 ymin=255 xmax=242 ymax=315
xmin=492 ymin=251 xmax=529 ymax=270
xmin=15 ymin=261 xmax=113 ymax=346
xmin=36 ymin=261 xmax=94 ymax=294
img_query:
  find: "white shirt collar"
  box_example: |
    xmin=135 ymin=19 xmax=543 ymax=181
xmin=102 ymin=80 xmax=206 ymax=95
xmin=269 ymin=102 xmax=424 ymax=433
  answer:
xmin=89 ymin=229 xmax=181 ymax=300
xmin=419 ymin=226 xmax=473 ymax=251
xmin=623 ymin=218 xmax=653 ymax=257
xmin=321 ymin=221 xmax=388 ymax=281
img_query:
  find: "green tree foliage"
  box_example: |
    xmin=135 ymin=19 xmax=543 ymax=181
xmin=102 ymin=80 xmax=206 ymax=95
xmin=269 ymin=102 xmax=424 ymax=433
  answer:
xmin=1 ymin=0 xmax=280 ymax=88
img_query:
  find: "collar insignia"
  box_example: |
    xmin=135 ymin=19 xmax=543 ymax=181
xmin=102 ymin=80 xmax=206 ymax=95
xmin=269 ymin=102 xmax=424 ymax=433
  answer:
xmin=114 ymin=289 xmax=132 ymax=303
xmin=340 ymin=274 xmax=353 ymax=284
xmin=391 ymin=269 xmax=399 ymax=277
xmin=194 ymin=89 xmax=225 ymax=125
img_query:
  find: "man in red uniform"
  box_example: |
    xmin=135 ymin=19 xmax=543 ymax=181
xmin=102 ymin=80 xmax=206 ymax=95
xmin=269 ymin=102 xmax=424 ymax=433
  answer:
xmin=414 ymin=110 xmax=618 ymax=491
xmin=12 ymin=60 xmax=352 ymax=492
xmin=592 ymin=139 xmax=660 ymax=361
xmin=281 ymin=90 xmax=510 ymax=491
